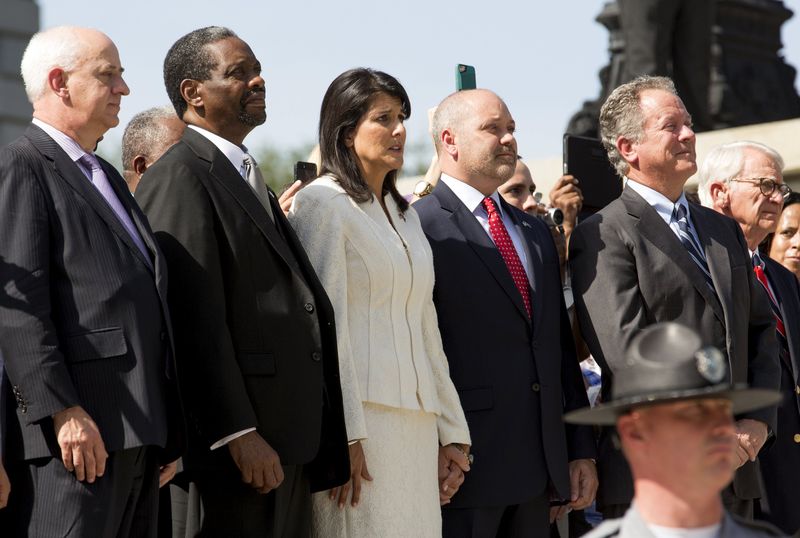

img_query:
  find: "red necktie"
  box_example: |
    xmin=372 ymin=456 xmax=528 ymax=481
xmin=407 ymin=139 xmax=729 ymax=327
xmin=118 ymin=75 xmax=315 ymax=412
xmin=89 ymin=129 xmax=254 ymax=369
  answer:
xmin=482 ymin=197 xmax=531 ymax=318
xmin=753 ymin=254 xmax=790 ymax=363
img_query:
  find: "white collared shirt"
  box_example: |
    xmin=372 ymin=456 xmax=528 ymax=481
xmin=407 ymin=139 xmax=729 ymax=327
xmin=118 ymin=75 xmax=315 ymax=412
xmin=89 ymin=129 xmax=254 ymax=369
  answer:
xmin=188 ymin=124 xmax=249 ymax=177
xmin=440 ymin=174 xmax=529 ymax=279
xmin=32 ymin=118 xmax=94 ymax=170
xmin=626 ymin=178 xmax=703 ymax=251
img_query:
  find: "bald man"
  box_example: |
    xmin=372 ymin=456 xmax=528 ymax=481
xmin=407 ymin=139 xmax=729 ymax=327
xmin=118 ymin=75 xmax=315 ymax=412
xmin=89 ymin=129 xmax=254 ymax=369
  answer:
xmin=414 ymin=89 xmax=597 ymax=537
xmin=0 ymin=27 xmax=182 ymax=536
xmin=121 ymin=106 xmax=185 ymax=192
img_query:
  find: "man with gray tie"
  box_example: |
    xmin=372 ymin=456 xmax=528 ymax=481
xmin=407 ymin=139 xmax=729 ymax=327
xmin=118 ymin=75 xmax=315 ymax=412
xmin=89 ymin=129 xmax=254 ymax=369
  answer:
xmin=569 ymin=76 xmax=779 ymax=521
xmin=135 ymin=27 xmax=348 ymax=537
xmin=0 ymin=26 xmax=182 ymax=536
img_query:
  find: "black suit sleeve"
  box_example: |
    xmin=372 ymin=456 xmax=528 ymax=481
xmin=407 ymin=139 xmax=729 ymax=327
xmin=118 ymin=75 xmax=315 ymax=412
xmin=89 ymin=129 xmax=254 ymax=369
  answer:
xmin=0 ymin=147 xmax=79 ymax=423
xmin=736 ymin=224 xmax=780 ymax=430
xmin=135 ymin=160 xmax=257 ymax=445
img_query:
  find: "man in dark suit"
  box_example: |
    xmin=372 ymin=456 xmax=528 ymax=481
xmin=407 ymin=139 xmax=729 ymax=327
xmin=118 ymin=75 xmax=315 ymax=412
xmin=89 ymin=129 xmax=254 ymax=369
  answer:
xmin=569 ymin=76 xmax=780 ymax=520
xmin=134 ymin=27 xmax=348 ymax=537
xmin=0 ymin=26 xmax=183 ymax=536
xmin=698 ymin=141 xmax=800 ymax=535
xmin=414 ymin=88 xmax=597 ymax=537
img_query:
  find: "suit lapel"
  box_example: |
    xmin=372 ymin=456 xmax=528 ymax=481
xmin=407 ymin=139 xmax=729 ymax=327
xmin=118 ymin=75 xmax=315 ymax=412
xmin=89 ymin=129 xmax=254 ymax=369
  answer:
xmin=27 ymin=126 xmax=155 ymax=273
xmin=689 ymin=205 xmax=728 ymax=322
xmin=765 ymin=257 xmax=800 ymax=375
xmin=622 ymin=188 xmax=724 ymax=322
xmin=434 ymin=181 xmax=530 ymax=323
xmin=184 ymin=130 xmax=304 ymax=278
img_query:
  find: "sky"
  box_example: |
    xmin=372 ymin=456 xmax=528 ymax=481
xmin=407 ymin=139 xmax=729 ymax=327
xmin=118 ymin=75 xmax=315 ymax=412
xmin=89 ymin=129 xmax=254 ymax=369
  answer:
xmin=38 ymin=0 xmax=800 ymax=167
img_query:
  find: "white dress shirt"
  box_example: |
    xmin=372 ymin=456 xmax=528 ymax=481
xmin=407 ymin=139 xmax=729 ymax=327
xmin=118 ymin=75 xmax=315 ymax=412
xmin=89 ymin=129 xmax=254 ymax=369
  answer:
xmin=626 ymin=178 xmax=704 ymax=251
xmin=439 ymin=174 xmax=530 ymax=279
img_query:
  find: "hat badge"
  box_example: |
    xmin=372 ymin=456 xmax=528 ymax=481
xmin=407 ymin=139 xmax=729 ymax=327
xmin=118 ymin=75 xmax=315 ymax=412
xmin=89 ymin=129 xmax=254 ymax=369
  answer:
xmin=695 ymin=347 xmax=726 ymax=383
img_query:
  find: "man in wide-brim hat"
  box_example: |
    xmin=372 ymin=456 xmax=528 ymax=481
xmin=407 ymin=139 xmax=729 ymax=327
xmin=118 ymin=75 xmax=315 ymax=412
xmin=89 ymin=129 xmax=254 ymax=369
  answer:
xmin=568 ymin=322 xmax=786 ymax=537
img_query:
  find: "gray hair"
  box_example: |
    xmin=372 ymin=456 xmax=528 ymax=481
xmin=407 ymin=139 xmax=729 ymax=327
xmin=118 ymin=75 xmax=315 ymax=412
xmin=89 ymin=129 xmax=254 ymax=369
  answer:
xmin=599 ymin=76 xmax=679 ymax=177
xmin=697 ymin=141 xmax=785 ymax=207
xmin=122 ymin=106 xmax=181 ymax=171
xmin=21 ymin=26 xmax=88 ymax=103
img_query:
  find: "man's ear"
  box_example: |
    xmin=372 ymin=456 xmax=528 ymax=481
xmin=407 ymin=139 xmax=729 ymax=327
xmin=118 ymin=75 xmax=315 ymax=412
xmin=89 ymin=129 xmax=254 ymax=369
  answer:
xmin=616 ymin=413 xmax=645 ymax=444
xmin=441 ymin=128 xmax=458 ymax=159
xmin=709 ymin=181 xmax=730 ymax=210
xmin=48 ymin=67 xmax=69 ymax=99
xmin=617 ymin=135 xmax=637 ymax=170
xmin=181 ymin=79 xmax=203 ymax=110
xmin=132 ymin=155 xmax=148 ymax=177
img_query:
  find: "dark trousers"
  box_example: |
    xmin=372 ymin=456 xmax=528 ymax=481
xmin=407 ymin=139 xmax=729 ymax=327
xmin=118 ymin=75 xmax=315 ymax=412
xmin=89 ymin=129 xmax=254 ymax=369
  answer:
xmin=443 ymin=493 xmax=550 ymax=538
xmin=7 ymin=446 xmax=160 ymax=537
xmin=193 ymin=463 xmax=310 ymax=538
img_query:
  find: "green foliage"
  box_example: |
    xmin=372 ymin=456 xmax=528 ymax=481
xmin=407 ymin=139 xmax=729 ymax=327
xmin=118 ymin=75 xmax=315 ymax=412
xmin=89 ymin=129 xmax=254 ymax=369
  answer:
xmin=255 ymin=143 xmax=315 ymax=193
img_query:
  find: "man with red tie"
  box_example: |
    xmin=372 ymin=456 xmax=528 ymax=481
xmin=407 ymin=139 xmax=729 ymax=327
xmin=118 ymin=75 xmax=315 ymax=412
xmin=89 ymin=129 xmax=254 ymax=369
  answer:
xmin=414 ymin=89 xmax=597 ymax=537
xmin=698 ymin=141 xmax=800 ymax=536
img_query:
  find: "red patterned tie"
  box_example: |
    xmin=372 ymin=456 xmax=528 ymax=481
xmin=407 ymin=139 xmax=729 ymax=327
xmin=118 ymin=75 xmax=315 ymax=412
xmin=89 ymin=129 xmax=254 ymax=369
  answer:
xmin=753 ymin=253 xmax=790 ymax=363
xmin=482 ymin=197 xmax=531 ymax=318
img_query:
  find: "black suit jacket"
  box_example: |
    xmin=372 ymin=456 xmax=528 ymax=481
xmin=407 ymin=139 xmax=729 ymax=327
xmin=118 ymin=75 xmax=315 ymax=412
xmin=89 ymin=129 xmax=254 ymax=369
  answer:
xmin=570 ymin=186 xmax=779 ymax=506
xmin=415 ymin=181 xmax=595 ymax=508
xmin=135 ymin=128 xmax=348 ymax=492
xmin=0 ymin=124 xmax=183 ymax=463
xmin=758 ymin=256 xmax=800 ymax=534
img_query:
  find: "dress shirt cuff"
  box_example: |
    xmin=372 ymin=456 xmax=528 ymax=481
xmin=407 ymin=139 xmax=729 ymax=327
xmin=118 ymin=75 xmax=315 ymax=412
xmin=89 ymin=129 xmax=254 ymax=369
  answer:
xmin=210 ymin=427 xmax=256 ymax=450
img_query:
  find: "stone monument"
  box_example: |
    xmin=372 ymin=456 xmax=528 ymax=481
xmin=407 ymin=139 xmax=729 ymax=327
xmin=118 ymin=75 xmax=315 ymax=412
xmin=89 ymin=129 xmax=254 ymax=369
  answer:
xmin=0 ymin=0 xmax=38 ymax=146
xmin=567 ymin=0 xmax=800 ymax=137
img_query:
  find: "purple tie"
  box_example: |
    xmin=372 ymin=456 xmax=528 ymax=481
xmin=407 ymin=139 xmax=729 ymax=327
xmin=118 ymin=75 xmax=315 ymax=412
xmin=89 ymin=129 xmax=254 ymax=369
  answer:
xmin=78 ymin=154 xmax=151 ymax=266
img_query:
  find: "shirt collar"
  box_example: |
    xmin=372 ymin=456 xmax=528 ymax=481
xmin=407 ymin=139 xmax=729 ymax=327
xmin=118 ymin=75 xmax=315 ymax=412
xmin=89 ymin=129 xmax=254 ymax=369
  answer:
xmin=188 ymin=124 xmax=247 ymax=172
xmin=32 ymin=118 xmax=91 ymax=164
xmin=627 ymin=178 xmax=691 ymax=225
xmin=440 ymin=173 xmax=504 ymax=217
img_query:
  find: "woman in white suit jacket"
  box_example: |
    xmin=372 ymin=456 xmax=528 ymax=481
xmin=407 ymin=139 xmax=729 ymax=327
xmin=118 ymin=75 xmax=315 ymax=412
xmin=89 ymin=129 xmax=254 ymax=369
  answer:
xmin=289 ymin=68 xmax=471 ymax=537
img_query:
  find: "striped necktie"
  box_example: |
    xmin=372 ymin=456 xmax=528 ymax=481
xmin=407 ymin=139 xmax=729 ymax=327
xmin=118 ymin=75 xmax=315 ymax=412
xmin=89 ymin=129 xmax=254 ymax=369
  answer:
xmin=672 ymin=204 xmax=715 ymax=292
xmin=752 ymin=252 xmax=791 ymax=365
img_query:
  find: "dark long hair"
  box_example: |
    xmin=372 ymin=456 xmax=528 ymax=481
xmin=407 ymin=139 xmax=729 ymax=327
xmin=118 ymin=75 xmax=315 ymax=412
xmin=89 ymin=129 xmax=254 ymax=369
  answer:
xmin=762 ymin=191 xmax=800 ymax=253
xmin=318 ymin=68 xmax=410 ymax=213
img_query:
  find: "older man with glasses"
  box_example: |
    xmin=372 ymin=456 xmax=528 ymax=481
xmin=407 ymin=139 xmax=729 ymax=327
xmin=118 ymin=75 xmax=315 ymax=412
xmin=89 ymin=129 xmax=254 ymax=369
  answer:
xmin=698 ymin=141 xmax=800 ymax=535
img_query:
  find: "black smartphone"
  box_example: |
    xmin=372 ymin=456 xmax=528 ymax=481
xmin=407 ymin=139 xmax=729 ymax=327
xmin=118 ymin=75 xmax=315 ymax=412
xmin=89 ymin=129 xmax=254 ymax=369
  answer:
xmin=293 ymin=161 xmax=318 ymax=185
xmin=456 ymin=64 xmax=476 ymax=91
xmin=563 ymin=134 xmax=622 ymax=218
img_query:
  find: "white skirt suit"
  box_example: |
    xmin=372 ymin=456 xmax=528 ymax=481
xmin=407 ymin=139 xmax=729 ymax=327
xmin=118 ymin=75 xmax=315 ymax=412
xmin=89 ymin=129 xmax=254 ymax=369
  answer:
xmin=288 ymin=176 xmax=470 ymax=537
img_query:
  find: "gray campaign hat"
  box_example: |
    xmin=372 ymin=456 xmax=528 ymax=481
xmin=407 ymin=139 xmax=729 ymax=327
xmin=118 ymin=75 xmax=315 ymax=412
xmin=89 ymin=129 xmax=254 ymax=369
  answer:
xmin=564 ymin=322 xmax=782 ymax=425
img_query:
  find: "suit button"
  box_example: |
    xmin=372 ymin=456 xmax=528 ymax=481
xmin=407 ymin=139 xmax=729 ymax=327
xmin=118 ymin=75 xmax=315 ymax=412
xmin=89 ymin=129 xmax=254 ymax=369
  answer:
xmin=531 ymin=383 xmax=540 ymax=392
xmin=304 ymin=303 xmax=315 ymax=313
xmin=160 ymin=331 xmax=166 ymax=341
xmin=311 ymin=352 xmax=322 ymax=362
xmin=795 ymin=434 xmax=800 ymax=444
xmin=796 ymin=385 xmax=800 ymax=395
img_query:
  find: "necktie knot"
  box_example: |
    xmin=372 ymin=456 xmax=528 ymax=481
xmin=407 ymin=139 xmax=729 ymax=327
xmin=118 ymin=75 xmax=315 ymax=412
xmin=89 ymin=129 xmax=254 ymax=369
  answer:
xmin=79 ymin=153 xmax=102 ymax=172
xmin=752 ymin=252 xmax=765 ymax=270
xmin=482 ymin=196 xmax=498 ymax=216
xmin=242 ymin=154 xmax=255 ymax=179
xmin=672 ymin=203 xmax=689 ymax=225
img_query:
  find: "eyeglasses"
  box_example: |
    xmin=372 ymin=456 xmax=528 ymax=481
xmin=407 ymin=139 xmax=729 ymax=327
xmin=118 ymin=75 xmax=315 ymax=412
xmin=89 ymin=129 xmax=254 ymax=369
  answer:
xmin=730 ymin=177 xmax=792 ymax=198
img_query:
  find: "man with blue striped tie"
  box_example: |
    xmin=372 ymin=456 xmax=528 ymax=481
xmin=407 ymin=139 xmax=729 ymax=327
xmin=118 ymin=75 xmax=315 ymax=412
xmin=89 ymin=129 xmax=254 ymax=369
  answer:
xmin=698 ymin=141 xmax=800 ymax=536
xmin=569 ymin=76 xmax=780 ymax=522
